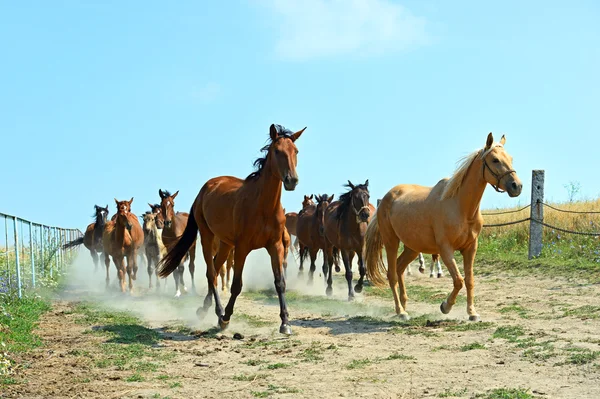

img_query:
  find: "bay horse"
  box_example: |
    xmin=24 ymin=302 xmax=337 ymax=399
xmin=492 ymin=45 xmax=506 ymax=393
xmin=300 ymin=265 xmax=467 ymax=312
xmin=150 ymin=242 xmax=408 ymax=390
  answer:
xmin=102 ymin=198 xmax=144 ymax=293
xmin=63 ymin=205 xmax=109 ymax=271
xmin=323 ymin=180 xmax=376 ymax=300
xmin=296 ymin=194 xmax=334 ymax=283
xmin=365 ymin=133 xmax=522 ymax=321
xmin=158 ymin=123 xmax=305 ymax=335
xmin=158 ymin=189 xmax=197 ymax=297
xmin=141 ymin=212 xmax=167 ymax=289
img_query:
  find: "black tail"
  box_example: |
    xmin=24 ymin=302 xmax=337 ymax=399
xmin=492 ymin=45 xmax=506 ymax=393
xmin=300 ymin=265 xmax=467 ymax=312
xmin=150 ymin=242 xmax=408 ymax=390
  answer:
xmin=63 ymin=237 xmax=84 ymax=250
xmin=157 ymin=207 xmax=198 ymax=278
xmin=299 ymin=244 xmax=309 ymax=265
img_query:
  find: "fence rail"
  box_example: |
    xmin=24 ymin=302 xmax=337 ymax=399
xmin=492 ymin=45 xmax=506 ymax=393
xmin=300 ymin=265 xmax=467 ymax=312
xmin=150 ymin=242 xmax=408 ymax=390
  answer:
xmin=0 ymin=211 xmax=82 ymax=298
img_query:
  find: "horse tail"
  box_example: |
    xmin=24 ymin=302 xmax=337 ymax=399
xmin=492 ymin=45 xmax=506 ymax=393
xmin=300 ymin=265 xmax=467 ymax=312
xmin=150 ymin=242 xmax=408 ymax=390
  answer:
xmin=332 ymin=246 xmax=340 ymax=267
xmin=62 ymin=236 xmax=84 ymax=250
xmin=365 ymin=212 xmax=387 ymax=287
xmin=158 ymin=207 xmax=198 ymax=278
xmin=299 ymin=244 xmax=309 ymax=266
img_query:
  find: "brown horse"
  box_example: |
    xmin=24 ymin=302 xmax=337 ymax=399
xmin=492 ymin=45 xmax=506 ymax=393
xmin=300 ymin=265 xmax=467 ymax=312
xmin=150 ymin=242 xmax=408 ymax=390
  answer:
xmin=296 ymin=194 xmax=334 ymax=283
xmin=102 ymin=198 xmax=144 ymax=293
xmin=158 ymin=189 xmax=197 ymax=297
xmin=141 ymin=212 xmax=167 ymax=289
xmin=365 ymin=133 xmax=522 ymax=321
xmin=406 ymin=253 xmax=443 ymax=277
xmin=63 ymin=205 xmax=109 ymax=271
xmin=285 ymin=195 xmax=315 ymax=257
xmin=158 ymin=123 xmax=305 ymax=335
xmin=323 ymin=180 xmax=376 ymax=299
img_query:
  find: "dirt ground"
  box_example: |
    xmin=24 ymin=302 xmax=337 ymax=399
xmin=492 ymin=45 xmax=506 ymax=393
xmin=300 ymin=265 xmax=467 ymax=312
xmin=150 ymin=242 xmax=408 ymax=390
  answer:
xmin=3 ymin=253 xmax=600 ymax=399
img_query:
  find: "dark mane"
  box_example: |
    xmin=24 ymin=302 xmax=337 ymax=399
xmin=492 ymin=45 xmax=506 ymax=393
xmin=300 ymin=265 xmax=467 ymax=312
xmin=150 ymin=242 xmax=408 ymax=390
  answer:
xmin=336 ymin=183 xmax=369 ymax=220
xmin=246 ymin=125 xmax=294 ymax=181
xmin=92 ymin=205 xmax=107 ymax=229
xmin=315 ymin=194 xmax=330 ymax=204
xmin=160 ymin=190 xmax=172 ymax=198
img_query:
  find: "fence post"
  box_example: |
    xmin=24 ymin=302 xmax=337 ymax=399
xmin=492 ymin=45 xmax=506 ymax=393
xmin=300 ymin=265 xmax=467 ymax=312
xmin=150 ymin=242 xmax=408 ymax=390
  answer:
xmin=377 ymin=199 xmax=381 ymax=207
xmin=13 ymin=218 xmax=22 ymax=298
xmin=4 ymin=216 xmax=9 ymax=289
xmin=528 ymin=170 xmax=545 ymax=259
xmin=29 ymin=221 xmax=36 ymax=288
xmin=39 ymin=225 xmax=44 ymax=277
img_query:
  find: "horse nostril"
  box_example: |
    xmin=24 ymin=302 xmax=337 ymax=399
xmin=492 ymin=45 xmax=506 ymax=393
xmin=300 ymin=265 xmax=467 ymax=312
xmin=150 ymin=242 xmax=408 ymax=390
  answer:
xmin=511 ymin=182 xmax=518 ymax=190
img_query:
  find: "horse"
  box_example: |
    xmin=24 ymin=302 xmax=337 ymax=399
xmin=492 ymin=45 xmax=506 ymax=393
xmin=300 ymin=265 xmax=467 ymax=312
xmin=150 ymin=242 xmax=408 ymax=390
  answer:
xmin=141 ymin=212 xmax=167 ymax=289
xmin=405 ymin=253 xmax=443 ymax=278
xmin=365 ymin=133 xmax=522 ymax=321
xmin=158 ymin=123 xmax=305 ymax=335
xmin=285 ymin=195 xmax=315 ymax=257
xmin=158 ymin=189 xmax=197 ymax=297
xmin=296 ymin=194 xmax=334 ymax=283
xmin=63 ymin=205 xmax=109 ymax=271
xmin=323 ymin=180 xmax=376 ymax=300
xmin=102 ymin=198 xmax=144 ymax=293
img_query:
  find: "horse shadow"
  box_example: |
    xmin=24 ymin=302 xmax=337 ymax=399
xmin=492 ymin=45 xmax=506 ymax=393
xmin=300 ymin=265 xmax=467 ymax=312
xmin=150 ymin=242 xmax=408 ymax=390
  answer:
xmin=91 ymin=324 xmax=202 ymax=346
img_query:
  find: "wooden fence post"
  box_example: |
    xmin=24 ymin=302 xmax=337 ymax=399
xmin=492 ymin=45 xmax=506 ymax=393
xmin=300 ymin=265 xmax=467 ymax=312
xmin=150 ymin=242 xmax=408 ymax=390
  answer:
xmin=528 ymin=170 xmax=545 ymax=259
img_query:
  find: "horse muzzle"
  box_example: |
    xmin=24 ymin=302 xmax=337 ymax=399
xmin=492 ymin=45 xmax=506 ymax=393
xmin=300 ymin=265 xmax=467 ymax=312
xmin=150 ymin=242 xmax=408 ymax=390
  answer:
xmin=164 ymin=220 xmax=172 ymax=228
xmin=506 ymin=177 xmax=523 ymax=198
xmin=283 ymin=175 xmax=299 ymax=191
xmin=358 ymin=210 xmax=370 ymax=223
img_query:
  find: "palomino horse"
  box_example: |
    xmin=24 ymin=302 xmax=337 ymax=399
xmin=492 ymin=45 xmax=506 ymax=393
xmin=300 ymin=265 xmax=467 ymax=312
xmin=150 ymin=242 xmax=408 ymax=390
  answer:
xmin=63 ymin=205 xmax=109 ymax=271
xmin=158 ymin=123 xmax=305 ymax=335
xmin=366 ymin=133 xmax=522 ymax=321
xmin=158 ymin=189 xmax=197 ymax=297
xmin=102 ymin=198 xmax=144 ymax=293
xmin=141 ymin=212 xmax=167 ymax=289
xmin=296 ymin=194 xmax=334 ymax=283
xmin=323 ymin=180 xmax=376 ymax=299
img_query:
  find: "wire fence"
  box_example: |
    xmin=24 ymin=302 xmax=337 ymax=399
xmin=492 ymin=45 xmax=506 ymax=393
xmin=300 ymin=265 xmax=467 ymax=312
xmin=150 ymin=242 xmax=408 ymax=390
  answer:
xmin=0 ymin=211 xmax=82 ymax=298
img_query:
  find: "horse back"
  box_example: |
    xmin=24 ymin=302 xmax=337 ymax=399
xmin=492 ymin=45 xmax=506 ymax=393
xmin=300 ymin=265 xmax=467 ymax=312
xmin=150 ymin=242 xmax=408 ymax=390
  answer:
xmin=196 ymin=176 xmax=244 ymax=245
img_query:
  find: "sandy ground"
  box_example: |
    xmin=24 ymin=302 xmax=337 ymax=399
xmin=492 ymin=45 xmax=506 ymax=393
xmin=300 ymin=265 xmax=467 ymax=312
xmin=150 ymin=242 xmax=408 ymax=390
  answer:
xmin=3 ymin=250 xmax=600 ymax=399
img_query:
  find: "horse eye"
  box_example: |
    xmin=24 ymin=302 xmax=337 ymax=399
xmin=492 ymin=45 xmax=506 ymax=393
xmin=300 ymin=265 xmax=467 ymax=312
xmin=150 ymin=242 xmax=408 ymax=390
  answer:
xmin=493 ymin=158 xmax=500 ymax=163
xmin=274 ymin=149 xmax=281 ymax=155
xmin=295 ymin=149 xmax=299 ymax=155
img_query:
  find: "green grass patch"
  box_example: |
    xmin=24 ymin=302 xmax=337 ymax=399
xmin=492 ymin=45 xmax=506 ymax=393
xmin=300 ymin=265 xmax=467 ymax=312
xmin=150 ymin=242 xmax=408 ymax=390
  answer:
xmin=169 ymin=381 xmax=182 ymax=388
xmin=439 ymin=387 xmax=468 ymax=397
xmin=242 ymin=359 xmax=268 ymax=366
xmin=235 ymin=313 xmax=272 ymax=328
xmin=475 ymin=387 xmax=533 ymax=399
xmin=264 ymin=362 xmax=291 ymax=370
xmin=492 ymin=326 xmax=526 ymax=343
xmin=346 ymin=358 xmax=374 ymax=369
xmin=386 ymin=352 xmax=415 ymax=361
xmin=126 ymin=373 xmax=145 ymax=382
xmin=499 ymin=304 xmax=530 ymax=319
xmin=0 ymin=295 xmax=51 ymax=353
xmin=232 ymin=373 xmax=268 ymax=381
xmin=562 ymin=305 xmax=600 ymax=319
xmin=444 ymin=321 xmax=496 ymax=332
xmin=461 ymin=342 xmax=486 ymax=351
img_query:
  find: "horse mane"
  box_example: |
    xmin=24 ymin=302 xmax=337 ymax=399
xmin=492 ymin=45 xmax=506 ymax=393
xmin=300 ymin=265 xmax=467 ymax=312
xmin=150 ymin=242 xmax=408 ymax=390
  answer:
xmin=315 ymin=194 xmax=329 ymax=204
xmin=92 ymin=205 xmax=106 ymax=229
xmin=336 ymin=183 xmax=368 ymax=220
xmin=246 ymin=125 xmax=294 ymax=181
xmin=160 ymin=190 xmax=172 ymax=198
xmin=441 ymin=144 xmax=501 ymax=200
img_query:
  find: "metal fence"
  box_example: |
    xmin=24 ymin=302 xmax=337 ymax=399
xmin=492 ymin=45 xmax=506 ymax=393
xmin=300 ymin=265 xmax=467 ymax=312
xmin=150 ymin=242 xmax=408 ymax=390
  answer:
xmin=0 ymin=211 xmax=82 ymax=298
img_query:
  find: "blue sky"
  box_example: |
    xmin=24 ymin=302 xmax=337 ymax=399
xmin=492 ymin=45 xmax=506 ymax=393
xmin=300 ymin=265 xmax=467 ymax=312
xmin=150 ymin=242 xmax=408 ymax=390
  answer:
xmin=1 ymin=0 xmax=599 ymax=230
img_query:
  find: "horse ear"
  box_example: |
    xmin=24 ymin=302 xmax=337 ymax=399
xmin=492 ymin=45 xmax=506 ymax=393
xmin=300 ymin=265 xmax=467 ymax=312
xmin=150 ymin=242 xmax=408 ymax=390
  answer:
xmin=159 ymin=189 xmax=165 ymax=198
xmin=309 ymin=194 xmax=313 ymax=200
xmin=365 ymin=179 xmax=369 ymax=187
xmin=500 ymin=135 xmax=506 ymax=146
xmin=114 ymin=198 xmax=119 ymax=205
xmin=148 ymin=203 xmax=154 ymax=209
xmin=291 ymin=127 xmax=306 ymax=142
xmin=172 ymin=190 xmax=179 ymax=199
xmin=328 ymin=194 xmax=334 ymax=202
xmin=347 ymin=180 xmax=355 ymax=189
xmin=485 ymin=132 xmax=494 ymax=150
xmin=129 ymin=197 xmax=134 ymax=205
xmin=269 ymin=124 xmax=278 ymax=141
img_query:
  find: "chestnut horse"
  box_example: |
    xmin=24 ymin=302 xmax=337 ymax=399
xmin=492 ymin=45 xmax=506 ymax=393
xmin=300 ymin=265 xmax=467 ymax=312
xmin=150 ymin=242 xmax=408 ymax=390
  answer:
xmin=366 ymin=133 xmax=522 ymax=321
xmin=158 ymin=123 xmax=304 ymax=335
xmin=323 ymin=180 xmax=376 ymax=300
xmin=296 ymin=194 xmax=334 ymax=283
xmin=406 ymin=253 xmax=443 ymax=278
xmin=102 ymin=198 xmax=144 ymax=293
xmin=141 ymin=212 xmax=167 ymax=289
xmin=158 ymin=189 xmax=197 ymax=297
xmin=63 ymin=205 xmax=109 ymax=271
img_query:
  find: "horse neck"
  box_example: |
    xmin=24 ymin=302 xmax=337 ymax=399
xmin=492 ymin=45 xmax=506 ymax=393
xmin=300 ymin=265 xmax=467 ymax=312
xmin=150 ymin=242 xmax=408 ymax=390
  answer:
xmin=456 ymin=156 xmax=487 ymax=220
xmin=114 ymin=218 xmax=129 ymax=246
xmin=94 ymin=216 xmax=105 ymax=232
xmin=145 ymin=224 xmax=157 ymax=241
xmin=252 ymin=158 xmax=283 ymax=214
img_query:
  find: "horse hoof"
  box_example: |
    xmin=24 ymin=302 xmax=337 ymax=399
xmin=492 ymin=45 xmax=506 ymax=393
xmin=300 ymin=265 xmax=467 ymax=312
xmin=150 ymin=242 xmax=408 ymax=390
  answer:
xmin=469 ymin=314 xmax=481 ymax=322
xmin=398 ymin=313 xmax=410 ymax=321
xmin=437 ymin=273 xmax=443 ymax=278
xmin=335 ymin=266 xmax=341 ymax=273
xmin=419 ymin=267 xmax=425 ymax=274
xmin=219 ymin=317 xmax=230 ymax=331
xmin=348 ymin=295 xmax=355 ymax=302
xmin=279 ymin=324 xmax=293 ymax=335
xmin=429 ymin=274 xmax=434 ymax=278
xmin=174 ymin=291 xmax=181 ymax=298
xmin=354 ymin=284 xmax=363 ymax=294
xmin=196 ymin=307 xmax=206 ymax=319
xmin=325 ymin=287 xmax=333 ymax=297
xmin=440 ymin=302 xmax=451 ymax=315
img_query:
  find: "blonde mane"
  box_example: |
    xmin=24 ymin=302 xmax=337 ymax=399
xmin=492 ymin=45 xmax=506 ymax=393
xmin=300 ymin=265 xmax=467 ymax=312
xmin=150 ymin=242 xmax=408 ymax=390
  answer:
xmin=441 ymin=144 xmax=502 ymax=200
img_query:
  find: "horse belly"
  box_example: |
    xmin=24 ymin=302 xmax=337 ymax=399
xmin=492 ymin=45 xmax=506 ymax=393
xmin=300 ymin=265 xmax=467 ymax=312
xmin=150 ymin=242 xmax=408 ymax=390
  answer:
xmin=389 ymin=203 xmax=438 ymax=254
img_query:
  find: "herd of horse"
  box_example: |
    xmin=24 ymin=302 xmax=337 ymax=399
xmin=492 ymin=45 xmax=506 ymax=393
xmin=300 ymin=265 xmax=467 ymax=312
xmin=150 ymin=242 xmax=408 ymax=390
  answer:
xmin=65 ymin=124 xmax=522 ymax=334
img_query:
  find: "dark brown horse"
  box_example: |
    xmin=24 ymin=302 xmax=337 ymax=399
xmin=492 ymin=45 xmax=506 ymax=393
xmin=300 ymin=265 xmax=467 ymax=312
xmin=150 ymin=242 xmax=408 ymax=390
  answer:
xmin=296 ymin=194 xmax=334 ymax=283
xmin=102 ymin=198 xmax=144 ymax=293
xmin=63 ymin=205 xmax=109 ymax=271
xmin=324 ymin=180 xmax=375 ymax=299
xmin=158 ymin=189 xmax=197 ymax=297
xmin=158 ymin=123 xmax=305 ymax=335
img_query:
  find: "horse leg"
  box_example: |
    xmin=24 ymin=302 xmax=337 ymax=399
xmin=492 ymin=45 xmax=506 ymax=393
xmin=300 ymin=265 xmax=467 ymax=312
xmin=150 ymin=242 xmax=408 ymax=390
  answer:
xmin=433 ymin=254 xmax=443 ymax=278
xmin=147 ymin=252 xmax=154 ymax=289
xmin=341 ymin=250 xmax=354 ymax=300
xmin=221 ymin=247 xmax=249 ymax=330
xmin=265 ymin=241 xmax=292 ymax=335
xmin=132 ymin=250 xmax=138 ymax=281
xmin=115 ymin=256 xmax=126 ymax=293
xmin=355 ymin=250 xmax=366 ymax=293
xmin=125 ymin=254 xmax=135 ymax=294
xmin=439 ymin=246 xmax=465 ymax=316
xmin=324 ymin=246 xmax=335 ymax=297
xmin=418 ymin=252 xmax=425 ymax=274
xmin=395 ymin=248 xmax=419 ymax=316
xmin=104 ymin=253 xmax=111 ymax=288
xmin=226 ymin=250 xmax=233 ymax=291
xmin=307 ymin=248 xmax=318 ymax=284
xmin=188 ymin=246 xmax=197 ymax=291
xmin=460 ymin=243 xmax=480 ymax=321
xmin=91 ymin=249 xmax=99 ymax=273
xmin=383 ymin=240 xmax=405 ymax=318
xmin=219 ymin=261 xmax=227 ymax=293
